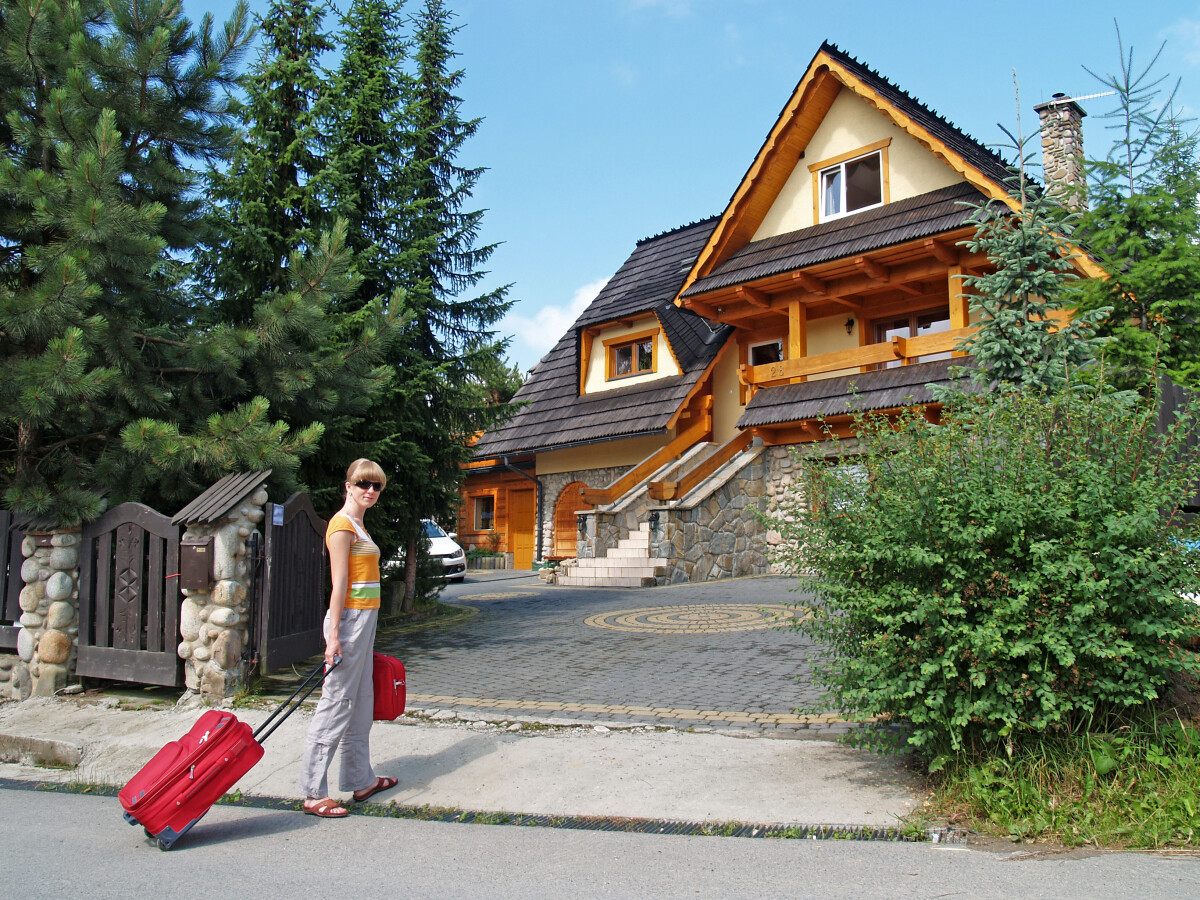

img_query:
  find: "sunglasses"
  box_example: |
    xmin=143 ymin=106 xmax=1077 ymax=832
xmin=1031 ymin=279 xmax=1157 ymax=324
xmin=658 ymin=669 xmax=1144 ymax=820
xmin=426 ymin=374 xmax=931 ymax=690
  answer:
xmin=353 ymin=479 xmax=383 ymax=492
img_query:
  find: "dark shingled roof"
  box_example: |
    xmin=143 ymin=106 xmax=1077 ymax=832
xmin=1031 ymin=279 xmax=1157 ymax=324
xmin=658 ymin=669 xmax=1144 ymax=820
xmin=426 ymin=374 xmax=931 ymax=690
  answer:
xmin=474 ymin=220 xmax=731 ymax=459
xmin=737 ymin=359 xmax=975 ymax=429
xmin=685 ymin=183 xmax=985 ymax=297
xmin=578 ymin=218 xmax=718 ymax=327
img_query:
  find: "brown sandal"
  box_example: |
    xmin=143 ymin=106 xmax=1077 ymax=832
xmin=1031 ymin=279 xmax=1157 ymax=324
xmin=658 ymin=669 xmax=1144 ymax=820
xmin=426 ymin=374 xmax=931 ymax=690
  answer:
xmin=303 ymin=797 xmax=348 ymax=818
xmin=353 ymin=775 xmax=397 ymax=802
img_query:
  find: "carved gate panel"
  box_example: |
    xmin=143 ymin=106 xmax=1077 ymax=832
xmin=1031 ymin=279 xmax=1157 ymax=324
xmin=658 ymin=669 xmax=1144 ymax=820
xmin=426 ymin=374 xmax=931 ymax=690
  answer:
xmin=77 ymin=503 xmax=181 ymax=685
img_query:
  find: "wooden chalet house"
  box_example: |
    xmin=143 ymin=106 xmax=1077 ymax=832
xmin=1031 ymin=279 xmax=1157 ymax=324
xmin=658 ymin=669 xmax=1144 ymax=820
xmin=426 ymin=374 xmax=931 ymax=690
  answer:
xmin=458 ymin=42 xmax=1101 ymax=585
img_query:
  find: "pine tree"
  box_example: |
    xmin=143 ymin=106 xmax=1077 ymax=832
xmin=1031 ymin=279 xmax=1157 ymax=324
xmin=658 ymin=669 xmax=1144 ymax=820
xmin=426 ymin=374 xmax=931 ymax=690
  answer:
xmin=0 ymin=0 xmax=398 ymax=524
xmin=1070 ymin=33 xmax=1200 ymax=390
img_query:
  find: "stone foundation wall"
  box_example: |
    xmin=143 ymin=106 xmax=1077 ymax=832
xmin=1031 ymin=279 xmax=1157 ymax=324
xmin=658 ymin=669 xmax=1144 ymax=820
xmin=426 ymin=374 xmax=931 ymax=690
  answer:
xmin=3 ymin=531 xmax=80 ymax=699
xmin=177 ymin=488 xmax=267 ymax=702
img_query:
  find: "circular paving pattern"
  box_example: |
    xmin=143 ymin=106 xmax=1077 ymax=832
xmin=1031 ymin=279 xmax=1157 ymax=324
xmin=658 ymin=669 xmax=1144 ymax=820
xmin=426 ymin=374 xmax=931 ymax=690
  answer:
xmin=458 ymin=591 xmax=541 ymax=601
xmin=584 ymin=603 xmax=799 ymax=634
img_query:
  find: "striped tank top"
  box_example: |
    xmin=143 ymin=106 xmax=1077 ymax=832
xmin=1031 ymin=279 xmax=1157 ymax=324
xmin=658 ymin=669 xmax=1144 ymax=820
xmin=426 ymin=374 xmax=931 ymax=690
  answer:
xmin=326 ymin=514 xmax=381 ymax=610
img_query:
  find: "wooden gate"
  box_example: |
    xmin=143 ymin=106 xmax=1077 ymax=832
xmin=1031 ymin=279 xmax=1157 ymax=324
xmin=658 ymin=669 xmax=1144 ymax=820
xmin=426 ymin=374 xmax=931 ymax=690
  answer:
xmin=77 ymin=503 xmax=182 ymax=686
xmin=255 ymin=492 xmax=326 ymax=673
xmin=1 ymin=510 xmax=26 ymax=651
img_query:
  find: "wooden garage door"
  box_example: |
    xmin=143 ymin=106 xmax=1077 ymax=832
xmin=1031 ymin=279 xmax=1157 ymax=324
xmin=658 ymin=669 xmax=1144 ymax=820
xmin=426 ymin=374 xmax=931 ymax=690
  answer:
xmin=554 ymin=482 xmax=585 ymax=559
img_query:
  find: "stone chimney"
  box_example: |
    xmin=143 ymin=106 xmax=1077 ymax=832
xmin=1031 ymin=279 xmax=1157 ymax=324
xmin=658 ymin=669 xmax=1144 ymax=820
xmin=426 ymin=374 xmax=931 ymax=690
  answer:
xmin=1033 ymin=93 xmax=1087 ymax=210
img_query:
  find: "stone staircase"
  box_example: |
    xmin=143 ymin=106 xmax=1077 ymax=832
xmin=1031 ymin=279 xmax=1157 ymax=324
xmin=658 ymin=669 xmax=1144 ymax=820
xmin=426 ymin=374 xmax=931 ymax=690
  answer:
xmin=555 ymin=522 xmax=666 ymax=587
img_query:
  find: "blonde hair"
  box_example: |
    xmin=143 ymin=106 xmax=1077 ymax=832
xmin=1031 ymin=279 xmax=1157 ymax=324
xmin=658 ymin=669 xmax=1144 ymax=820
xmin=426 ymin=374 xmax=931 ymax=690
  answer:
xmin=345 ymin=458 xmax=387 ymax=490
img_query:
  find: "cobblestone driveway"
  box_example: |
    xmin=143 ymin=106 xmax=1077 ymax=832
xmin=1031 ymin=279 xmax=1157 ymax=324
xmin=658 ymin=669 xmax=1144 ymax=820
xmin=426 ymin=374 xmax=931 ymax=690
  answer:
xmin=376 ymin=573 xmax=853 ymax=738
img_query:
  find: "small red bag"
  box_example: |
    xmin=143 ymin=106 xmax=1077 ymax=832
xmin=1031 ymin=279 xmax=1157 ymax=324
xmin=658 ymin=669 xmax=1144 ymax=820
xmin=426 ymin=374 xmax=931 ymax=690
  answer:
xmin=372 ymin=652 xmax=406 ymax=720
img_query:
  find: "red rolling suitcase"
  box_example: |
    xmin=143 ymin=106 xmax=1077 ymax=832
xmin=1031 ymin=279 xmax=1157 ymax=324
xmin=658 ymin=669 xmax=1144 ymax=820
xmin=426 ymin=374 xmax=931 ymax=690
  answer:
xmin=119 ymin=658 xmax=336 ymax=850
xmin=372 ymin=652 xmax=406 ymax=720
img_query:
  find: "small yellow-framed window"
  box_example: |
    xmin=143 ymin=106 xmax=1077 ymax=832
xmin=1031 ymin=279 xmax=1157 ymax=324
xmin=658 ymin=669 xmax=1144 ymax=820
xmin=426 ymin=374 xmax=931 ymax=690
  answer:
xmin=472 ymin=494 xmax=495 ymax=532
xmin=603 ymin=329 xmax=658 ymax=381
xmin=808 ymin=138 xmax=891 ymax=223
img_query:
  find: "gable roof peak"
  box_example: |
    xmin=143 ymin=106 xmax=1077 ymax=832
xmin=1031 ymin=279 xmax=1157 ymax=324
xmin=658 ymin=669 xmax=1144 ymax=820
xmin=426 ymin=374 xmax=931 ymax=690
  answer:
xmin=814 ymin=41 xmax=1015 ymax=175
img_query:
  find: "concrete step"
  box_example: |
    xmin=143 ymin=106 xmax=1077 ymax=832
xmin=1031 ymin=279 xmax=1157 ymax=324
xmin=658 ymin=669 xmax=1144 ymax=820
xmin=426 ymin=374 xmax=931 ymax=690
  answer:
xmin=556 ymin=574 xmax=658 ymax=587
xmin=608 ymin=547 xmax=654 ymax=558
xmin=616 ymin=538 xmax=650 ymax=551
xmin=571 ymin=557 xmax=667 ymax=571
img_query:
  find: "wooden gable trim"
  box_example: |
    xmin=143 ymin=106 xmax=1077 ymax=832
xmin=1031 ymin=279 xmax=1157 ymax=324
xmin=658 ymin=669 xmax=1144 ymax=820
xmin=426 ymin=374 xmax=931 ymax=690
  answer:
xmin=678 ymin=63 xmax=841 ymax=296
xmin=665 ymin=336 xmax=734 ymax=431
xmin=674 ymin=48 xmax=1022 ymax=312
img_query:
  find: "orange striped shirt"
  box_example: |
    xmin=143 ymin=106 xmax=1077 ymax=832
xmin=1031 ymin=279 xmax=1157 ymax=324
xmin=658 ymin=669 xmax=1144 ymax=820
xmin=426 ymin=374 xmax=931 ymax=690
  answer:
xmin=326 ymin=514 xmax=381 ymax=610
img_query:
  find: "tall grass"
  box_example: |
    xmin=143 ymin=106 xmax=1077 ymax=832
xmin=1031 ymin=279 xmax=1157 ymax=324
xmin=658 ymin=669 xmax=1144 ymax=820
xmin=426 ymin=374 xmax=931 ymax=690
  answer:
xmin=930 ymin=712 xmax=1200 ymax=848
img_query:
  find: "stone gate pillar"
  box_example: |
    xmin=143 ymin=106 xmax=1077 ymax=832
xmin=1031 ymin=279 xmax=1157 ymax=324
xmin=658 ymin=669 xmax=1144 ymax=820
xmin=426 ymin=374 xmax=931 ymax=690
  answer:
xmin=172 ymin=472 xmax=270 ymax=705
xmin=10 ymin=529 xmax=81 ymax=699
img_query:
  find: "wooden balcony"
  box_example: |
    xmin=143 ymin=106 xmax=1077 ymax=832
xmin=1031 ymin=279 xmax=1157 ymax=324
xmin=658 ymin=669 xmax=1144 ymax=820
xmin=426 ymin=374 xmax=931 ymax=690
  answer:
xmin=739 ymin=325 xmax=974 ymax=388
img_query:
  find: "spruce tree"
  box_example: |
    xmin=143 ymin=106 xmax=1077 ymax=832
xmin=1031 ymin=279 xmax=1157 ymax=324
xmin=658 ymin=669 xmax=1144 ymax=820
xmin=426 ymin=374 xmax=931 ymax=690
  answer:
xmin=201 ymin=0 xmax=335 ymax=323
xmin=385 ymin=0 xmax=514 ymax=606
xmin=955 ymin=122 xmax=1109 ymax=393
xmin=1070 ymin=33 xmax=1200 ymax=390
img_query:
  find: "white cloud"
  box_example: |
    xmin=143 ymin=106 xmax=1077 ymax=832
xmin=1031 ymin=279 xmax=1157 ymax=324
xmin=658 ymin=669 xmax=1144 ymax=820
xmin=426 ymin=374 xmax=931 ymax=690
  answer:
xmin=1167 ymin=16 xmax=1200 ymax=66
xmin=624 ymin=0 xmax=692 ymax=17
xmin=502 ymin=278 xmax=609 ymax=371
xmin=611 ymin=62 xmax=638 ymax=87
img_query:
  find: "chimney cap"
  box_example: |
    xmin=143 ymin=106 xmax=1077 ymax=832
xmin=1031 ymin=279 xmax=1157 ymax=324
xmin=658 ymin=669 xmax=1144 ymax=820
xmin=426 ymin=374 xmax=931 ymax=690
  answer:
xmin=1033 ymin=94 xmax=1087 ymax=118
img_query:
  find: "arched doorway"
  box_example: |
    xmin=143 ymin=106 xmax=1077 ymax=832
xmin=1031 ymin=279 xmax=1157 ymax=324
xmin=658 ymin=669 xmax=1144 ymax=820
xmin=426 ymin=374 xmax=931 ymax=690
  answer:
xmin=554 ymin=482 xmax=586 ymax=559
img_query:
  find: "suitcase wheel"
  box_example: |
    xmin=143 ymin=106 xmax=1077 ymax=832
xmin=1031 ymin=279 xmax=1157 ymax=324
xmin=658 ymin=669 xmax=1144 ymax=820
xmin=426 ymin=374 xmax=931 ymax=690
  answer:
xmin=123 ymin=811 xmax=138 ymax=826
xmin=157 ymin=837 xmax=174 ymax=851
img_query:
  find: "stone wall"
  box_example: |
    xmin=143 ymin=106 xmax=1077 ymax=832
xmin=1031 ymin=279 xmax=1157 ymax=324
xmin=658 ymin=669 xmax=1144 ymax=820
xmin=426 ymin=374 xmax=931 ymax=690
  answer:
xmin=540 ymin=466 xmax=629 ymax=560
xmin=1 ymin=531 xmax=79 ymax=699
xmin=177 ymin=488 xmax=267 ymax=702
xmin=647 ymin=446 xmax=802 ymax=583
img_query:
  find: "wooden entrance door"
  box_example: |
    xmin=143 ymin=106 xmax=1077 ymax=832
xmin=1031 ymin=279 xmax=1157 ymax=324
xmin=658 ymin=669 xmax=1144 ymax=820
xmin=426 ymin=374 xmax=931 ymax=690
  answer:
xmin=509 ymin=490 xmax=536 ymax=569
xmin=554 ymin=482 xmax=584 ymax=558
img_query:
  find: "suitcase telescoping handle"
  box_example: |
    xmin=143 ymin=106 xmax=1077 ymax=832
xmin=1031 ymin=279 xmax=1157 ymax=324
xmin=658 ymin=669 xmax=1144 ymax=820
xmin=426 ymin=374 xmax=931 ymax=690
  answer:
xmin=253 ymin=656 xmax=340 ymax=745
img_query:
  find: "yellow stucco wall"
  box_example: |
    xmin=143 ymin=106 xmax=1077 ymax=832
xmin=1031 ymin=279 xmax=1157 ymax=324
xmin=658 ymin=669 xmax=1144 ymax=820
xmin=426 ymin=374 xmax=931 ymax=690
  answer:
xmin=537 ymin=432 xmax=669 ymax=476
xmin=711 ymin=344 xmax=744 ymax=443
xmin=583 ymin=316 xmax=681 ymax=393
xmin=806 ymin=312 xmax=864 ymax=381
xmin=752 ymin=88 xmax=966 ymax=241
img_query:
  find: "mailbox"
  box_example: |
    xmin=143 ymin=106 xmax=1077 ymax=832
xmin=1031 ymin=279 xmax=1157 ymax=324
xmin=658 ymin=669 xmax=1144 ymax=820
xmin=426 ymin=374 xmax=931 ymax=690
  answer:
xmin=180 ymin=536 xmax=214 ymax=592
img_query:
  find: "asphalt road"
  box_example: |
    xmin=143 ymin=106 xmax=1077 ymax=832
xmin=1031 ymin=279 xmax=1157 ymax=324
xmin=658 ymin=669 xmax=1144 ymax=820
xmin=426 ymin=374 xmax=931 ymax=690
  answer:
xmin=7 ymin=787 xmax=1200 ymax=899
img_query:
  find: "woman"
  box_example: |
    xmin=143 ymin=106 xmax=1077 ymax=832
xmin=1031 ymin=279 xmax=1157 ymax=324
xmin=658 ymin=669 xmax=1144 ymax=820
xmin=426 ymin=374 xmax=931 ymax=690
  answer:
xmin=299 ymin=458 xmax=397 ymax=817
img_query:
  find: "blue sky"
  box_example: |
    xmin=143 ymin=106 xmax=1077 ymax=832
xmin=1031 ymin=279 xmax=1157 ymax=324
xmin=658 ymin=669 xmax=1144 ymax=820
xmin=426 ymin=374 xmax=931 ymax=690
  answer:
xmin=202 ymin=0 xmax=1200 ymax=371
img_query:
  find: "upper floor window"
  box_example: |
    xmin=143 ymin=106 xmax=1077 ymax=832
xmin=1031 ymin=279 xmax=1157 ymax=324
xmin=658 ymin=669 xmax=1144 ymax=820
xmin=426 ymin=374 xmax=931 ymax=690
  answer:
xmin=873 ymin=307 xmax=951 ymax=369
xmin=604 ymin=330 xmax=657 ymax=380
xmin=809 ymin=138 xmax=891 ymax=223
xmin=820 ymin=152 xmax=882 ymax=219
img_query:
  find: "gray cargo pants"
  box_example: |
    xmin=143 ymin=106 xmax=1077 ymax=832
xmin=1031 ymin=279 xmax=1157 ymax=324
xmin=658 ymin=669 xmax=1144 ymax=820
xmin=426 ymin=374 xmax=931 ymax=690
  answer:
xmin=298 ymin=607 xmax=378 ymax=799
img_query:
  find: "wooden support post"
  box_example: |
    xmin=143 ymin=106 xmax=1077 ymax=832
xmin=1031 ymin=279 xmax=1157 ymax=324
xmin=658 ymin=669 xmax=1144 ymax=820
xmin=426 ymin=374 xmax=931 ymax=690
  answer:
xmin=948 ymin=265 xmax=969 ymax=357
xmin=788 ymin=300 xmax=807 ymax=382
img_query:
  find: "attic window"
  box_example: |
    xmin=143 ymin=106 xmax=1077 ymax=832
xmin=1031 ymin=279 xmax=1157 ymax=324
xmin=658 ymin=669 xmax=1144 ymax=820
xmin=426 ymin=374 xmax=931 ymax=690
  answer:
xmin=604 ymin=329 xmax=657 ymax=380
xmin=809 ymin=138 xmax=891 ymax=222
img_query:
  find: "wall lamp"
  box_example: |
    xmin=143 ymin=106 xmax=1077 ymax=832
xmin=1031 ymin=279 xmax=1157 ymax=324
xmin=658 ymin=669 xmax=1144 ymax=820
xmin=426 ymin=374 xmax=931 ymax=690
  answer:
xmin=648 ymin=510 xmax=660 ymax=533
xmin=577 ymin=514 xmax=587 ymax=532
xmin=844 ymin=317 xmax=855 ymax=335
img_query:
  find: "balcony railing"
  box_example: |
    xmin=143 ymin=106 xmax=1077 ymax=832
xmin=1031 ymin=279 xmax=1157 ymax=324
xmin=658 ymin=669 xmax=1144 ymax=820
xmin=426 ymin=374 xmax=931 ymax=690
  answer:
xmin=739 ymin=326 xmax=974 ymax=388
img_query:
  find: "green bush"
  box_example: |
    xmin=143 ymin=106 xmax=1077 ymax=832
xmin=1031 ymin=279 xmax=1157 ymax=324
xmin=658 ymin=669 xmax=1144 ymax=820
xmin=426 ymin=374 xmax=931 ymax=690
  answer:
xmin=775 ymin=382 xmax=1200 ymax=758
